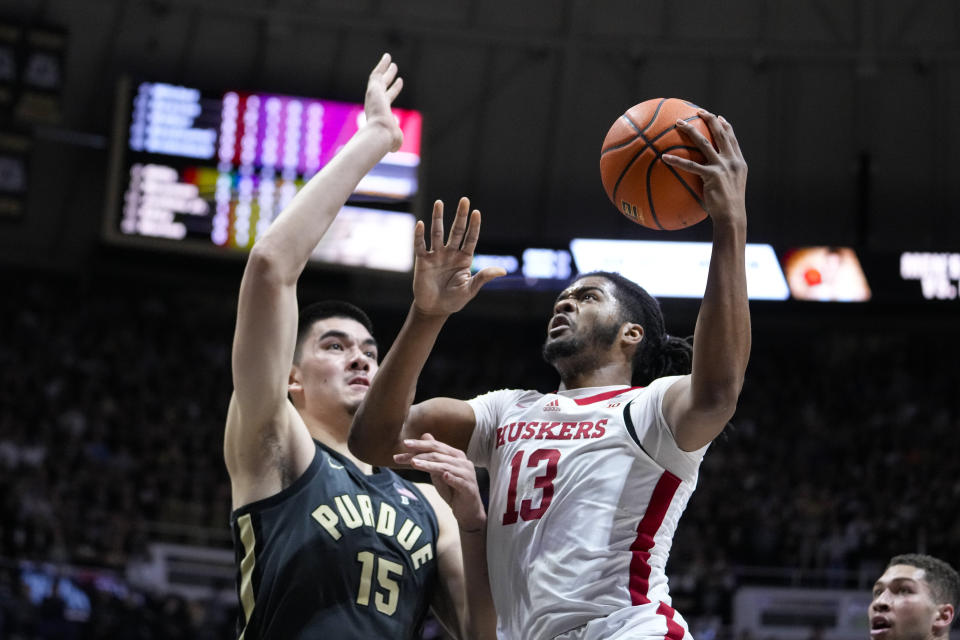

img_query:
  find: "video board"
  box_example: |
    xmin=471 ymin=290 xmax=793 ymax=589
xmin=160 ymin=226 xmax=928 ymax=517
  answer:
xmin=105 ymin=78 xmax=422 ymax=272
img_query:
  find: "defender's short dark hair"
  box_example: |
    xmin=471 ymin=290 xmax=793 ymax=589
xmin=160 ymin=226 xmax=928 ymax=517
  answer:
xmin=294 ymin=301 xmax=374 ymax=363
xmin=887 ymin=553 xmax=960 ymax=607
xmin=577 ymin=271 xmax=692 ymax=385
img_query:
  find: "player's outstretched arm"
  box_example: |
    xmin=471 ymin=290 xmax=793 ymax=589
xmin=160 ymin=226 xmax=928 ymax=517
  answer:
xmin=225 ymin=54 xmax=404 ymax=502
xmin=404 ymin=435 xmax=496 ymax=640
xmin=348 ymin=198 xmax=505 ymax=465
xmin=660 ymin=111 xmax=751 ymax=451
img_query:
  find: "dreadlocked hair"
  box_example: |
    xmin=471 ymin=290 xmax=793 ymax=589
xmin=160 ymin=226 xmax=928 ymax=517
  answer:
xmin=580 ymin=271 xmax=692 ymax=386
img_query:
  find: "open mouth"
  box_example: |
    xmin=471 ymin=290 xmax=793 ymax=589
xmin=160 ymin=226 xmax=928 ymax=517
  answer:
xmin=870 ymin=618 xmax=891 ymax=635
xmin=348 ymin=377 xmax=370 ymax=388
xmin=548 ymin=315 xmax=571 ymax=336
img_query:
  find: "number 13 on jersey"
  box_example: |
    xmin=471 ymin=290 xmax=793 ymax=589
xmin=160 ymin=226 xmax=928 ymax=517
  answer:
xmin=502 ymin=448 xmax=561 ymax=525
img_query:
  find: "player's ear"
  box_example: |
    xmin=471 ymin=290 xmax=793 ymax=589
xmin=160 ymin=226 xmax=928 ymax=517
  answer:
xmin=621 ymin=322 xmax=644 ymax=346
xmin=288 ymin=365 xmax=304 ymax=395
xmin=933 ymin=603 xmax=954 ymax=633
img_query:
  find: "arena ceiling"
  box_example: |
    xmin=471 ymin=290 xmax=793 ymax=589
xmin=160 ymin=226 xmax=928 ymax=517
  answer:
xmin=3 ymin=0 xmax=959 ymax=272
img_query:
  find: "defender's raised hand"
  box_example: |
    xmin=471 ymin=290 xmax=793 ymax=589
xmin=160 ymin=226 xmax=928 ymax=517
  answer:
xmin=412 ymin=197 xmax=506 ymax=317
xmin=365 ymin=53 xmax=404 ymax=153
xmin=662 ymin=110 xmax=747 ymax=227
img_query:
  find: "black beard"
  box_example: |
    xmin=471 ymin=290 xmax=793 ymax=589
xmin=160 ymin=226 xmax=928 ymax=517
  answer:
xmin=541 ymin=320 xmax=622 ymax=374
xmin=541 ymin=333 xmax=585 ymax=363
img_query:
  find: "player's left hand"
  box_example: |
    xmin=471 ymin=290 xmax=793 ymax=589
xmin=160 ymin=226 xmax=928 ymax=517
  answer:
xmin=393 ymin=433 xmax=486 ymax=532
xmin=662 ymin=110 xmax=747 ymax=228
xmin=411 ymin=197 xmax=505 ymax=318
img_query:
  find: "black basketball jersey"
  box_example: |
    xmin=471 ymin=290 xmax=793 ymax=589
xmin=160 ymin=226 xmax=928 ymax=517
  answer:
xmin=229 ymin=441 xmax=440 ymax=639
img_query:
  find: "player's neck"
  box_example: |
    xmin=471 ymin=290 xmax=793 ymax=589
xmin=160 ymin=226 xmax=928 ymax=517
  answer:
xmin=558 ymin=360 xmax=632 ymax=390
xmin=303 ymin=414 xmax=375 ymax=475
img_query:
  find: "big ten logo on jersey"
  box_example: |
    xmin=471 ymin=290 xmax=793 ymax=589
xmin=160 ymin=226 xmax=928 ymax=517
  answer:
xmin=310 ymin=493 xmax=434 ymax=570
xmin=495 ymin=419 xmax=608 ymax=449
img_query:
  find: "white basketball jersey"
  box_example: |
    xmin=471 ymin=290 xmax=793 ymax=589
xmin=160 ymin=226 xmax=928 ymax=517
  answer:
xmin=467 ymin=376 xmax=707 ymax=640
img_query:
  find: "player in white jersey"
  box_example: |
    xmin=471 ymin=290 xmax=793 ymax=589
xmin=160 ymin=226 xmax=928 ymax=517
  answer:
xmin=350 ymin=109 xmax=751 ymax=639
xmin=463 ymin=376 xmax=705 ymax=639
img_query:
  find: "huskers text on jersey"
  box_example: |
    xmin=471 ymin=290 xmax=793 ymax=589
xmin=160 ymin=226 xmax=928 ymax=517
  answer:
xmin=495 ymin=419 xmax=608 ymax=448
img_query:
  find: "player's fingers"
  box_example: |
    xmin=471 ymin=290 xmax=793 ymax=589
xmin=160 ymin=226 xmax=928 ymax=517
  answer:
xmin=470 ymin=267 xmax=507 ymax=296
xmin=418 ymin=447 xmax=474 ymax=471
xmin=447 ymin=197 xmax=470 ymax=249
xmin=410 ymin=458 xmax=459 ymax=477
xmin=408 ymin=450 xmax=457 ymax=466
xmin=718 ymin=115 xmax=744 ymax=159
xmin=393 ymin=452 xmax=414 ymax=465
xmin=385 ymin=76 xmax=403 ymax=103
xmin=460 ymin=210 xmax=482 ymax=255
xmin=371 ymin=53 xmax=391 ymax=77
xmin=381 ymin=60 xmax=399 ymax=87
xmin=405 ymin=434 xmax=465 ymax=458
xmin=402 ymin=443 xmax=464 ymax=462
xmin=696 ymin=110 xmax=730 ymax=156
xmin=413 ymin=220 xmax=427 ymax=257
xmin=661 ymin=153 xmax=709 ymax=177
xmin=430 ymin=200 xmax=444 ymax=251
xmin=411 ymin=454 xmax=476 ymax=485
xmin=675 ymin=117 xmax=721 ymax=164
xmin=444 ymin=463 xmax=478 ymax=484
xmin=421 ymin=462 xmax=475 ymax=491
xmin=436 ymin=471 xmax=474 ymax=494
xmin=436 ymin=457 xmax=479 ymax=485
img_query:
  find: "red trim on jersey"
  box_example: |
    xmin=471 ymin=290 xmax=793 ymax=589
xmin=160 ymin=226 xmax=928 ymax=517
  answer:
xmin=628 ymin=470 xmax=682 ymax=605
xmin=573 ymin=386 xmax=641 ymax=406
xmin=657 ymin=602 xmax=686 ymax=640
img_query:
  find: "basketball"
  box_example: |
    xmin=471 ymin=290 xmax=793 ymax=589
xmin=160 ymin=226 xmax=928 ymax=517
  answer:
xmin=600 ymin=98 xmax=714 ymax=230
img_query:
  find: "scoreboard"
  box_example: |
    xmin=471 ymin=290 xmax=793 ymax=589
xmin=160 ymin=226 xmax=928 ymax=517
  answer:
xmin=105 ymin=77 xmax=422 ymax=272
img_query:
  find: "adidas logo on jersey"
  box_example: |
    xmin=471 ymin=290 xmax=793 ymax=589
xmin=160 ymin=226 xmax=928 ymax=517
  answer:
xmin=543 ymin=398 xmax=561 ymax=412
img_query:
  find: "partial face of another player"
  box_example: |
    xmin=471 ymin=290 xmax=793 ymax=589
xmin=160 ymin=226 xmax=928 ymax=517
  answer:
xmin=870 ymin=564 xmax=951 ymax=640
xmin=543 ymin=276 xmax=625 ymax=365
xmin=292 ymin=317 xmax=379 ymax=415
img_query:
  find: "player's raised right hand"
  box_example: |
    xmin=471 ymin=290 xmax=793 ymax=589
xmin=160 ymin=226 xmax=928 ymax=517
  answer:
xmin=411 ymin=197 xmax=505 ymax=318
xmin=364 ymin=53 xmax=404 ymax=153
xmin=663 ymin=110 xmax=747 ymax=228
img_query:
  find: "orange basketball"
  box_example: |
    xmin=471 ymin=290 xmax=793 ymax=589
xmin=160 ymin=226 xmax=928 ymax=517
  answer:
xmin=600 ymin=98 xmax=714 ymax=230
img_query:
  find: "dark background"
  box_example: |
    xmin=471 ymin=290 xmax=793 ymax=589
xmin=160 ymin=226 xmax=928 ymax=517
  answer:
xmin=3 ymin=0 xmax=960 ymax=275
xmin=1 ymin=1 xmax=959 ymax=638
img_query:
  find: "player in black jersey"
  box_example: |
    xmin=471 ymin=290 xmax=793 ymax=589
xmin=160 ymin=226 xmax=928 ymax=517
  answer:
xmin=224 ymin=54 xmax=495 ymax=640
